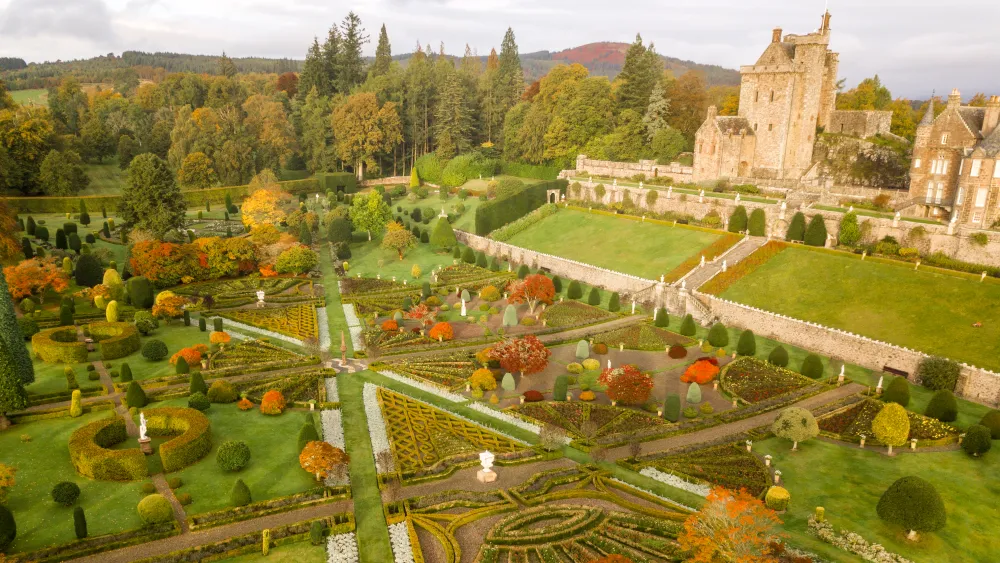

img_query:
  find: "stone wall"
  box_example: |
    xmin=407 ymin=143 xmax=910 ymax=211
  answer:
xmin=828 ymin=110 xmax=892 ymax=139
xmin=698 ymin=292 xmax=1000 ymax=406
xmin=361 ymin=176 xmax=409 ymax=186
xmin=573 ymin=155 xmax=694 ymax=184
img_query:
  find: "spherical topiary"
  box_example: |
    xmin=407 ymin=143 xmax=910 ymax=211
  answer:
xmin=924 ymin=390 xmax=959 ymax=423
xmin=765 ymin=486 xmax=790 ymax=511
xmin=800 ymin=354 xmax=824 ymax=379
xmin=876 ymin=476 xmax=946 ymax=536
xmin=137 ymin=494 xmax=174 ymax=525
xmin=962 ymin=424 xmax=992 ymax=457
xmin=566 ymin=362 xmax=584 ymax=374
xmin=767 ymin=346 xmax=789 ymax=367
xmin=667 ymin=345 xmax=687 ymax=359
xmin=882 ymin=376 xmax=911 ymax=407
xmin=187 ymin=391 xmax=210 ymax=411
xmin=593 ymin=343 xmax=608 ymax=355
xmin=217 ymin=440 xmax=252 ymax=471
xmin=979 ymin=410 xmax=1000 ymax=439
xmin=707 ymin=323 xmax=728 ymax=347
xmin=915 ymin=356 xmax=960 ymax=392
xmin=0 ymin=505 xmax=15 ymax=552
xmin=51 ymin=481 xmax=81 ymax=506
xmin=207 ymin=380 xmax=238 ymax=403
xmin=231 ymin=479 xmax=252 ymax=507
xmin=141 ymin=339 xmax=168 ymax=361
xmin=523 ymin=390 xmax=544 ymax=402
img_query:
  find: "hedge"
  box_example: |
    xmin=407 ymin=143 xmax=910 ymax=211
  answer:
xmin=475 ymin=179 xmax=567 ymax=235
xmin=89 ymin=322 xmax=141 ymax=360
xmin=500 ymin=161 xmax=563 ymax=181
xmin=69 ymin=416 xmax=148 ymax=481
xmin=143 ymin=407 xmax=213 ymax=472
xmin=316 ymin=172 xmax=358 ymax=194
xmin=31 ymin=326 xmax=88 ymax=364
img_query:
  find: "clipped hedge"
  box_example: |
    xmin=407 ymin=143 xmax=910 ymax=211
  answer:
xmin=32 ymin=326 xmax=88 ymax=364
xmin=143 ymin=407 xmax=213 ymax=473
xmin=69 ymin=416 xmax=148 ymax=481
xmin=316 ymin=172 xmax=358 ymax=194
xmin=475 ymin=179 xmax=567 ymax=236
xmin=500 ymin=161 xmax=562 ymax=181
xmin=89 ymin=322 xmax=141 ymax=360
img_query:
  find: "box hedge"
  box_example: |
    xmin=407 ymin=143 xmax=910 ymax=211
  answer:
xmin=143 ymin=407 xmax=213 ymax=472
xmin=31 ymin=326 xmax=88 ymax=363
xmin=316 ymin=172 xmax=358 ymax=194
xmin=68 ymin=416 xmax=148 ymax=481
xmin=89 ymin=322 xmax=141 ymax=360
xmin=474 ymin=179 xmax=567 ymax=236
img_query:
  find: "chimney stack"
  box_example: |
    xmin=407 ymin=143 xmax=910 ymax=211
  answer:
xmin=948 ymin=88 xmax=962 ymax=109
xmin=983 ymin=96 xmax=1000 ymax=138
xmin=707 ymin=105 xmax=718 ymax=120
xmin=772 ymin=28 xmax=782 ymax=43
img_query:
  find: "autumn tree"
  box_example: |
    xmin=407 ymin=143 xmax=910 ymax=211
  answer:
xmin=380 ymin=221 xmax=416 ymax=260
xmin=3 ymin=259 xmax=70 ymax=302
xmin=119 ymin=154 xmax=187 ymax=238
xmin=873 ymin=402 xmax=910 ymax=455
xmin=665 ymin=71 xmax=708 ymax=140
xmin=679 ymin=486 xmax=782 ymax=563
xmin=507 ymin=274 xmax=554 ymax=314
xmin=276 ymin=72 xmax=299 ymax=98
xmin=242 ymin=94 xmax=296 ymax=172
xmin=351 ymin=190 xmax=392 ymax=241
xmin=771 ymin=407 xmax=819 ymax=450
xmin=490 ymin=336 xmax=551 ymax=377
xmin=39 ymin=150 xmax=90 ymax=196
xmin=600 ymin=364 xmax=653 ymax=405
xmin=176 ymin=152 xmax=217 ymax=189
xmin=242 ymin=174 xmax=291 ymax=229
xmin=331 ymin=92 xmax=402 ymax=180
xmin=299 ymin=441 xmax=349 ymax=480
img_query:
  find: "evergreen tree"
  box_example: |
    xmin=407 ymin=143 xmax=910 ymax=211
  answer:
xmin=218 ymin=52 xmax=238 ymax=78
xmin=728 ymin=205 xmax=748 ymax=233
xmin=299 ymin=38 xmax=329 ymax=100
xmin=299 ymin=222 xmax=313 ymax=245
xmin=434 ymin=70 xmax=474 ymax=159
xmin=20 ymin=237 xmax=32 ymax=259
xmin=804 ymin=215 xmax=828 ymax=247
xmin=78 ymin=199 xmax=90 ymax=225
xmin=336 ymin=12 xmax=369 ymax=94
xmin=430 ymin=217 xmax=457 ymax=249
xmin=0 ymin=336 xmax=29 ymax=421
xmin=616 ymin=34 xmax=661 ymax=115
xmin=839 ymin=211 xmax=861 ymax=246
xmin=748 ymin=208 xmax=766 ymax=236
xmin=642 ymin=79 xmax=670 ymax=140
xmin=785 ymin=211 xmax=806 ymax=242
xmin=371 ymin=24 xmax=392 ymax=78
xmin=119 ymin=154 xmax=187 ymax=238
xmin=496 ymin=28 xmax=524 ymax=130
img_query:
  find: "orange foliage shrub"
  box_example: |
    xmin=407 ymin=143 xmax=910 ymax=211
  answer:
xmin=679 ymin=486 xmax=781 ymax=563
xmin=259 ymin=265 xmax=278 ymax=277
xmin=237 ymin=397 xmax=254 ymax=411
xmin=681 ymin=358 xmax=720 ymax=385
xmin=260 ymin=390 xmax=286 ymax=415
xmin=170 ymin=344 xmax=208 ymax=366
xmin=428 ymin=322 xmax=454 ymax=341
xmin=209 ymin=331 xmax=232 ymax=345
xmin=381 ymin=319 xmax=399 ymax=331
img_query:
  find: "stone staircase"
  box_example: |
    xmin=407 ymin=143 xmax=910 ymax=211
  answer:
xmin=680 ymin=236 xmax=770 ymax=290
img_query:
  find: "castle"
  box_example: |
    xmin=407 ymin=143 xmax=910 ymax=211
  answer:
xmin=903 ymin=91 xmax=1000 ymax=226
xmin=692 ymin=11 xmax=892 ymax=183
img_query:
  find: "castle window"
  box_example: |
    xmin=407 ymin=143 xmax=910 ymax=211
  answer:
xmin=975 ymin=187 xmax=988 ymax=208
xmin=768 ymin=124 xmax=773 ymax=132
xmin=770 ymin=91 xmax=775 ymax=102
xmin=755 ymin=91 xmax=759 ymax=103
xmin=925 ymin=182 xmax=934 ymax=203
xmin=957 ymin=187 xmax=965 ymax=205
xmin=914 ymin=158 xmax=922 ymax=169
xmin=943 ymin=160 xmax=949 ymax=174
xmin=995 ymin=163 xmax=1000 ymax=178
xmin=941 ymin=133 xmax=949 ymax=145
xmin=936 ymin=183 xmax=944 ymax=204
xmin=754 ymin=123 xmax=758 ymax=131
xmin=973 ymin=211 xmax=983 ymax=223
xmin=971 ymin=159 xmax=983 ymax=177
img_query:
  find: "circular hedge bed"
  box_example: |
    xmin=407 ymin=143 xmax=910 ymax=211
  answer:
xmin=31 ymin=326 xmax=88 ymax=364
xmin=88 ymin=322 xmax=141 ymax=360
xmin=143 ymin=407 xmax=213 ymax=472
xmin=69 ymin=416 xmax=148 ymax=481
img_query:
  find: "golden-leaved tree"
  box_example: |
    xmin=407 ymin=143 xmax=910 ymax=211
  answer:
xmin=331 ymin=93 xmax=402 ymax=180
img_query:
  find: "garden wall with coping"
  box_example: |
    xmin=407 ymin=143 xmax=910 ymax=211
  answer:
xmin=569 ymin=155 xmax=694 ymax=184
xmin=697 ymin=292 xmax=1000 ymax=406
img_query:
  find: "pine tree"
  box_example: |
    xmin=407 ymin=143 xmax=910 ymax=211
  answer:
xmin=0 ymin=272 xmax=34 ymax=385
xmin=371 ymin=24 xmax=392 ymax=78
xmin=642 ymin=79 xmax=671 ymax=140
xmin=434 ymin=71 xmax=474 ymax=159
xmin=616 ymin=35 xmax=661 ymax=115
xmin=218 ymin=52 xmax=238 ymax=78
xmin=336 ymin=12 xmax=369 ymax=94
xmin=298 ymin=38 xmax=329 ymax=100
xmin=496 ymin=28 xmax=524 ymax=126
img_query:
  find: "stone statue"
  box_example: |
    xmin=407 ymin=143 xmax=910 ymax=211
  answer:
xmin=681 ymin=280 xmax=687 ymax=290
xmin=477 ymin=451 xmax=497 ymax=483
xmin=139 ymin=412 xmax=148 ymax=441
xmin=639 ymin=181 xmax=644 ymax=189
xmin=667 ymin=186 xmax=673 ymax=199
xmin=613 ymin=179 xmax=617 ymax=187
xmin=460 ymin=299 xmax=467 ymax=316
xmin=722 ymin=260 xmax=728 ymax=273
xmin=607 ymin=359 xmax=612 ymax=369
xmin=734 ymin=193 xmax=741 ymax=203
xmin=700 ymin=256 xmax=706 ymax=268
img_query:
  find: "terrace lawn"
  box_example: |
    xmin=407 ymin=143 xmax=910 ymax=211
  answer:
xmin=505 ymin=209 xmax=721 ymax=280
xmin=756 ymin=437 xmax=1000 ymax=563
xmin=720 ymin=247 xmax=1000 ymax=371
xmin=216 ymin=541 xmax=326 ymax=562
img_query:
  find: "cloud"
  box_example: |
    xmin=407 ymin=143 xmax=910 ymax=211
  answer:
xmin=0 ymin=0 xmax=116 ymax=43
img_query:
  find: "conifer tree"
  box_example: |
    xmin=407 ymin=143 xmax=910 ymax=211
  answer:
xmin=495 ymin=28 xmax=524 ymax=126
xmin=336 ymin=12 xmax=369 ymax=94
xmin=617 ymin=34 xmax=661 ymax=115
xmin=371 ymin=24 xmax=392 ymax=78
xmin=0 ymin=337 xmax=29 ymax=425
xmin=0 ymin=272 xmax=33 ymax=385
xmin=642 ymin=79 xmax=671 ymax=140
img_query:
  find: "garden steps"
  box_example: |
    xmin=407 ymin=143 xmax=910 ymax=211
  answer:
xmin=603 ymin=382 xmax=866 ymax=460
xmin=152 ymin=473 xmax=191 ymax=534
xmin=682 ymin=236 xmax=769 ymax=290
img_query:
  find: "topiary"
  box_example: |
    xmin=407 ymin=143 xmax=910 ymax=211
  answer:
xmin=137 ymin=494 xmax=173 ymax=525
xmin=607 ymin=292 xmax=620 ymax=312
xmin=872 ymin=403 xmax=910 ymax=454
xmin=663 ymin=393 xmax=681 ymax=422
xmin=962 ymin=424 xmax=992 ymax=457
xmin=679 ymin=314 xmax=696 ymax=337
xmin=574 ymin=339 xmax=590 ymax=360
xmin=198 ymin=317 xmax=207 ymax=332
xmin=51 ymin=481 xmax=81 ymax=506
xmin=748 ymin=208 xmax=766 ymax=236
xmin=728 ymin=205 xmax=748 ymax=233
xmin=217 ymin=440 xmax=252 ymax=471
xmin=310 ymin=520 xmax=326 ymax=546
xmin=74 ymin=254 xmax=103 ymax=287
xmin=516 ymin=264 xmax=529 ymax=279
xmin=566 ymin=362 xmax=583 ymax=374
xmin=462 ymin=247 xmax=476 ymax=264
xmin=800 ymin=354 xmax=824 ymax=379
xmin=804 ymin=215 xmax=828 ymax=247
xmin=141 ymin=339 xmax=168 ymax=361
xmin=593 ymin=342 xmax=608 ymax=355
xmin=736 ymin=330 xmax=755 ymax=356
xmin=785 ymin=212 xmax=806 ymax=242
xmin=0 ymin=505 xmax=15 ymax=552
xmin=523 ymin=390 xmax=544 ymax=402
xmin=979 ymin=410 xmax=1000 ymax=439
xmin=175 ymin=356 xmax=190 ymax=375
xmin=882 ymin=376 xmax=911 ymax=407
xmin=706 ymin=323 xmax=728 ymax=347
xmin=923 ymin=390 xmax=959 ymax=423
xmin=876 ymin=476 xmax=946 ymax=537
xmin=683 ymin=406 xmax=698 ymax=419
xmin=553 ymin=375 xmax=568 ymax=401
xmin=685 ymin=382 xmax=702 ymax=404
xmin=567 ymin=280 xmax=582 ymax=300
xmin=125 ymin=381 xmax=147 ymax=408
xmin=120 ymin=362 xmax=133 ymax=382
xmin=552 ymin=276 xmax=562 ymax=293
xmin=654 ymin=307 xmax=668 ymax=327
xmin=765 ymin=486 xmax=790 ymax=511
xmin=187 ymin=392 xmax=210 ymax=411
xmin=74 ymin=506 xmax=87 ymax=539
xmin=230 ymin=479 xmax=252 ymax=507
xmin=771 ymin=407 xmax=819 ymax=450
xmin=915 ymin=356 xmax=960 ymax=392
xmin=587 ymin=287 xmax=601 ymax=306
xmin=582 ymin=358 xmax=600 ymax=371
xmin=668 ymin=345 xmax=687 ymax=359
xmin=207 ymin=380 xmax=237 ymax=403
xmin=189 ymin=372 xmax=207 ymax=395
xmin=297 ymin=422 xmax=320 ymax=453
xmin=767 ymin=346 xmax=789 ymax=367
xmin=176 ymin=493 xmax=192 ymax=506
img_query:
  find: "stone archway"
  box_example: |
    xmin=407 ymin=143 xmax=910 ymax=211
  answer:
xmin=546 ymin=189 xmax=561 ymax=204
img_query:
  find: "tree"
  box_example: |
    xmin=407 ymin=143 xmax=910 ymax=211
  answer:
xmin=119 ymin=154 xmax=186 ymax=238
xmin=728 ymin=205 xmax=748 ymax=233
xmin=74 ymin=254 xmax=103 ymax=288
xmin=502 ymin=304 xmax=518 ymax=327
xmin=490 ymin=336 xmax=551 ymax=377
xmin=872 ymin=403 xmax=910 ymax=455
xmin=380 ymin=222 xmax=416 ymax=260
xmin=231 ymin=479 xmax=252 ymax=507
xmin=371 ymin=24 xmax=392 ymax=78
xmin=351 ymin=190 xmax=392 ymax=241
xmin=961 ymin=424 xmax=992 ymax=457
xmin=177 ymin=152 xmax=217 ymax=189
xmin=332 ymin=93 xmax=402 ymax=181
xmin=736 ymin=330 xmax=756 ymax=356
xmin=876 ymin=476 xmax=946 ymax=540
xmin=679 ymin=314 xmax=696 ymax=337
xmin=0 ymin=271 xmax=33 ymax=384
xmin=767 ymin=345 xmax=789 ymax=367
xmin=125 ymin=381 xmax=147 ymax=408
xmin=663 ymin=394 xmax=681 ymax=422
xmin=800 ymin=354 xmax=824 ymax=379
xmin=276 ymin=72 xmax=299 ymax=98
xmin=707 ymin=323 xmax=728 ymax=347
xmin=601 ymin=365 xmax=653 ymax=405
xmin=882 ymin=376 xmax=911 ymax=407
xmin=616 ymin=34 xmax=660 ymax=115
xmin=838 ymin=211 xmax=861 ymax=246
xmin=507 ymin=274 xmax=554 ymax=314
xmin=39 ymin=150 xmax=90 ymax=196
xmin=335 ymin=12 xmax=369 ymax=93
xmin=804 ymin=215 xmax=827 ymax=247
xmin=299 ymin=222 xmax=313 ymax=246
xmin=785 ymin=212 xmax=806 ymax=242
xmin=496 ymin=27 xmax=525 ymax=127
xmin=771 ymin=407 xmax=819 ymax=450
xmin=650 ymin=127 xmax=686 ymax=163
xmin=678 ymin=486 xmax=781 ymax=563
xmin=299 ymin=441 xmax=349 ymax=480
xmin=925 ymin=390 xmax=958 ymax=423
xmin=665 ymin=71 xmax=709 ymax=139
xmin=3 ymin=259 xmax=70 ymax=302
xmin=242 ymin=186 xmax=289 ymax=229
xmin=642 ymin=79 xmax=670 ymax=140
xmin=748 ymin=208 xmax=766 ymax=236
xmin=915 ymin=356 xmax=960 ymax=391
xmin=79 ymin=115 xmax=115 ymax=163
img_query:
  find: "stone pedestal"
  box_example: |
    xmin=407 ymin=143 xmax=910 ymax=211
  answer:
xmin=139 ymin=438 xmax=153 ymax=455
xmin=476 ymin=469 xmax=497 ymax=483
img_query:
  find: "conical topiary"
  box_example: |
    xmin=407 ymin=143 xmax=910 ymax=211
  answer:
xmin=431 ymin=218 xmax=456 ymax=249
xmin=176 ymin=356 xmax=190 ymax=375
xmin=189 ymin=372 xmax=207 ymax=395
xmin=800 ymin=354 xmax=824 ymax=379
xmin=804 ymin=215 xmax=828 ymax=247
xmin=654 ymin=307 xmax=668 ymax=327
xmin=685 ymin=382 xmax=702 ymax=404
xmin=786 ymin=212 xmax=806 ymax=242
xmin=120 ymin=363 xmax=132 ymax=382
xmin=924 ymin=390 xmax=958 ymax=423
xmin=608 ymin=292 xmax=620 ymax=312
xmin=707 ymin=323 xmax=728 ymax=347
xmin=587 ymin=288 xmax=601 ymax=306
xmin=230 ymin=479 xmax=252 ymax=507
xmin=679 ymin=314 xmax=696 ymax=337
xmin=882 ymin=376 xmax=911 ymax=407
xmin=502 ymin=305 xmax=518 ymax=327
xmin=736 ymin=330 xmax=756 ymax=356
xmin=567 ymin=281 xmax=582 ymax=300
xmin=575 ymin=340 xmax=589 ymax=359
xmin=125 ymin=381 xmax=147 ymax=408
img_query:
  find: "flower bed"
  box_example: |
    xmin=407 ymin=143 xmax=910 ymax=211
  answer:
xmin=322 ymin=409 xmax=345 ymax=450
xmin=364 ymin=328 xmax=434 ymax=351
xmin=363 ymin=383 xmax=394 ymax=473
xmin=388 ymin=521 xmax=417 ymax=563
xmin=513 ymin=402 xmax=665 ymax=443
xmin=377 ymin=370 xmax=469 ymax=403
xmin=592 ymin=324 xmax=694 ymax=351
xmin=210 ymin=338 xmax=305 ymax=370
xmin=808 ymin=516 xmax=914 ymax=563
xmin=217 ymin=303 xmax=319 ymax=340
xmin=818 ymin=398 xmax=960 ymax=444
xmin=540 ymin=301 xmax=616 ymax=328
xmin=638 ymin=467 xmax=711 ymax=497
xmin=236 ymin=369 xmax=330 ymax=403
xmin=317 ymin=306 xmax=331 ymax=351
xmin=325 ymin=377 xmax=340 ymax=403
xmin=636 ymin=442 xmax=770 ymax=497
xmin=701 ymin=240 xmax=787 ymax=295
xmin=376 ymin=356 xmax=475 ymax=390
xmin=340 ymin=278 xmax=421 ymax=315
xmin=327 ymin=532 xmax=360 ymax=563
xmin=407 ymin=490 xmax=506 ymax=512
xmin=721 ymin=356 xmax=814 ymax=403
xmin=174 ymin=277 xmax=313 ymax=306
xmin=434 ymin=263 xmax=516 ymax=293
xmin=343 ymin=304 xmax=364 ymax=350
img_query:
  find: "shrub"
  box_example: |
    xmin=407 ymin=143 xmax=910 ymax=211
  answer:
xmin=582 ymin=358 xmax=600 ymax=371
xmin=785 ymin=212 xmax=806 ymax=242
xmin=198 ymin=318 xmax=207 ymax=332
xmin=230 ymin=479 xmax=252 ymax=507
xmin=75 ymin=254 xmax=103 ymax=287
xmin=126 ymin=276 xmax=154 ymax=308
xmin=187 ymin=392 xmax=210 ymax=411
xmin=839 ymin=212 xmax=861 ymax=246
xmin=979 ymin=410 xmax=1000 ymax=439
xmin=668 ymin=345 xmax=687 ymax=359
xmin=736 ymin=330 xmax=755 ymax=356
xmin=469 ymin=368 xmax=497 ymax=392
xmin=748 ymin=208 xmax=766 ymax=236
xmin=683 ymin=406 xmax=698 ymax=418
xmin=575 ymin=339 xmax=589 ymax=359
xmin=567 ymin=280 xmax=582 ymax=300
xmin=962 ymin=425 xmax=992 ymax=457
xmin=120 ymin=363 xmax=133 ymax=382
xmin=74 ymin=506 xmax=87 ymax=539
xmin=765 ymin=486 xmax=790 ymax=511
xmin=685 ymin=382 xmax=702 ymax=404
xmin=523 ymin=390 xmax=544 ymax=402
xmin=176 ymin=493 xmax=192 ymax=506
xmin=771 ymin=407 xmax=819 ymax=449
xmin=69 ymin=389 xmax=83 ymax=417
xmin=800 ymin=354 xmax=824 ymax=379
xmin=462 ymin=246 xmax=476 ymax=264
xmin=876 ymin=476 xmax=946 ymax=535
xmin=916 ymin=356 xmax=959 ymax=391
xmin=260 ymin=390 xmax=286 ymax=415
xmin=501 ymin=372 xmax=515 ymax=392
xmin=207 ymin=380 xmax=238 ymax=403
xmin=310 ymin=520 xmax=326 ymax=546
xmin=126 ymin=381 xmax=147 ymax=408
xmin=587 ymin=287 xmax=601 ymax=306
xmin=480 ymin=285 xmax=501 ymax=302
xmin=0 ymin=505 xmax=14 ymax=551
xmin=679 ymin=314 xmax=696 ymax=337
xmin=579 ymin=390 xmax=596 ymax=401
xmin=654 ymin=307 xmax=668 ymax=327
xmin=707 ymin=323 xmax=728 ymax=347
xmin=681 ymin=358 xmax=720 ymax=384
xmin=142 ymin=339 xmax=168 ymax=361
xmin=51 ymin=481 xmax=81 ymax=506
xmin=175 ymin=356 xmax=190 ymax=375
xmin=520 ymin=317 xmax=536 ymax=326
xmin=428 ymin=322 xmax=454 ymax=341
xmin=593 ymin=342 xmax=608 ymax=354
xmin=502 ymin=305 xmax=518 ymax=327
xmin=137 ymin=494 xmax=173 ymax=525
xmin=882 ymin=376 xmax=911 ymax=407
xmin=728 ymin=205 xmax=748 ymax=233
xmin=921 ymin=390 xmax=959 ymax=423
xmin=217 ymin=440 xmax=252 ymax=471
xmin=767 ymin=346 xmax=789 ymax=367
xmin=607 ymin=292 xmax=621 ymax=312
xmin=699 ymin=402 xmax=714 ymax=415
xmin=167 ymin=477 xmax=182 ymax=489
xmin=567 ymin=362 xmax=583 ymax=374
xmin=804 ymin=215 xmax=827 ymax=246
xmin=663 ymin=394 xmax=681 ymax=422
xmin=18 ymin=317 xmax=39 ymax=338
xmin=553 ymin=375 xmax=568 ymax=401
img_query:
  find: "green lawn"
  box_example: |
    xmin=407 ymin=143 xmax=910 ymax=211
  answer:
xmin=154 ymin=397 xmax=318 ymax=515
xmin=391 ymin=193 xmax=482 ymax=233
xmin=10 ymin=89 xmax=47 ymax=106
xmin=755 ymin=437 xmax=1000 ymax=563
xmin=720 ymin=246 xmax=1000 ymax=371
xmin=106 ymin=322 xmax=214 ymax=382
xmin=505 ymin=209 xmax=721 ymax=280
xmin=81 ymin=162 xmax=128 ymax=195
xmin=0 ymin=412 xmax=145 ymax=554
xmin=216 ymin=540 xmax=326 ymax=562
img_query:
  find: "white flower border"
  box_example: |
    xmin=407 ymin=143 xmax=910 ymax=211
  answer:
xmin=388 ymin=522 xmax=417 ymax=563
xmin=321 ymin=409 xmax=345 ymax=450
xmin=639 ymin=467 xmax=711 ymax=497
xmin=363 ymin=383 xmax=394 ymax=473
xmin=608 ymin=478 xmax=698 ymax=512
xmin=379 ymin=370 xmax=468 ymax=404
xmin=326 ymin=532 xmax=360 ymax=563
xmin=809 ymin=516 xmax=913 ymax=563
xmin=208 ymin=316 xmax=306 ymax=347
xmin=317 ymin=307 xmax=332 ymax=351
xmin=342 ymin=304 xmax=364 ymax=350
xmin=325 ymin=377 xmax=340 ymax=404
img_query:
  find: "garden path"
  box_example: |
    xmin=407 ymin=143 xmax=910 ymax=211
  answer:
xmin=604 ymin=382 xmax=866 ymax=460
xmin=151 ymin=473 xmax=190 ymax=534
xmin=391 ymin=458 xmax=576 ymax=502
xmin=64 ymin=498 xmax=354 ymax=563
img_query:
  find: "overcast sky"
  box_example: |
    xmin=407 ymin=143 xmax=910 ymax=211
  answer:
xmin=1 ymin=0 xmax=997 ymax=98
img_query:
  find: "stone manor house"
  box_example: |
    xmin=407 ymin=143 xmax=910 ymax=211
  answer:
xmin=692 ymin=11 xmax=891 ymax=183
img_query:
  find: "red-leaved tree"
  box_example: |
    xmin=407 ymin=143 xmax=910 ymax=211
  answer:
xmin=507 ymin=274 xmax=555 ymax=314
xmin=601 ymin=364 xmax=653 ymax=405
xmin=490 ymin=335 xmax=551 ymax=377
xmin=678 ymin=486 xmax=782 ymax=563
